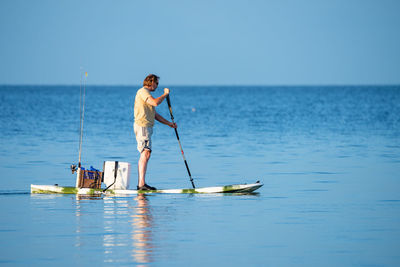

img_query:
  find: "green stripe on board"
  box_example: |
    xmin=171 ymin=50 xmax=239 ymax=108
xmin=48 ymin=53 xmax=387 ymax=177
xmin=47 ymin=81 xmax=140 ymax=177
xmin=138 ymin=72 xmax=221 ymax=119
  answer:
xmin=61 ymin=187 xmax=79 ymax=194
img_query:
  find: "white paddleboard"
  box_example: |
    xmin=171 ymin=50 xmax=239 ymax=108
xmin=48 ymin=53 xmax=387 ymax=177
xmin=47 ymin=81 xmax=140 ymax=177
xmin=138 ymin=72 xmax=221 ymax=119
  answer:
xmin=30 ymin=181 xmax=263 ymax=196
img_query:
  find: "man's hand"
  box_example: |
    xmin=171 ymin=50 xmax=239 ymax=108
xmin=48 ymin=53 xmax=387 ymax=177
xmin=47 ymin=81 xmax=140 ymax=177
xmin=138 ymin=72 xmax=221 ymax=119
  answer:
xmin=169 ymin=122 xmax=177 ymax=128
xmin=147 ymin=88 xmax=170 ymax=107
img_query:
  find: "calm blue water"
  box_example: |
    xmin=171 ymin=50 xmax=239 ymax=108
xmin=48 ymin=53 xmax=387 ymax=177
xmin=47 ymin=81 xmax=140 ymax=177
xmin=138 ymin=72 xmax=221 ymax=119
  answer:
xmin=0 ymin=85 xmax=400 ymax=266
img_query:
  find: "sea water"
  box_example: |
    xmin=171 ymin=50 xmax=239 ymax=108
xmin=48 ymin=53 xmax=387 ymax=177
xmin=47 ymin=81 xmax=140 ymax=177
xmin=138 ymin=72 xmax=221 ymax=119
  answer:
xmin=0 ymin=85 xmax=399 ymax=266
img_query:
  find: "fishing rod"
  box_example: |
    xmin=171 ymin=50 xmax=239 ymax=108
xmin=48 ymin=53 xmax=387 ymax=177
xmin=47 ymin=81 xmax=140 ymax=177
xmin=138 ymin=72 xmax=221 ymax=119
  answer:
xmin=166 ymin=95 xmax=196 ymax=189
xmin=71 ymin=71 xmax=87 ymax=174
xmin=78 ymin=71 xmax=88 ymax=169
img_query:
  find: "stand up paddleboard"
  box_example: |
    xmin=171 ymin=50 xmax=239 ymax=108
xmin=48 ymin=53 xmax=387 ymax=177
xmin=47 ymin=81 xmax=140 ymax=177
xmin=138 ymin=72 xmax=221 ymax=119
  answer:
xmin=30 ymin=73 xmax=263 ymax=196
xmin=30 ymin=181 xmax=263 ymax=196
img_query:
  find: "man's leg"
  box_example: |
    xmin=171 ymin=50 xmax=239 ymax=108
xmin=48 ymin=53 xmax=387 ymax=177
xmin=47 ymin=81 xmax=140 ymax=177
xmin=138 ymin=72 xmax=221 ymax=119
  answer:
xmin=138 ymin=149 xmax=151 ymax=188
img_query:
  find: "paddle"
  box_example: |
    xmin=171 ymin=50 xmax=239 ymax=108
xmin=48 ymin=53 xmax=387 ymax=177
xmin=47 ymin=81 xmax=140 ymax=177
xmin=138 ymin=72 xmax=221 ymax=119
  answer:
xmin=166 ymin=95 xmax=196 ymax=188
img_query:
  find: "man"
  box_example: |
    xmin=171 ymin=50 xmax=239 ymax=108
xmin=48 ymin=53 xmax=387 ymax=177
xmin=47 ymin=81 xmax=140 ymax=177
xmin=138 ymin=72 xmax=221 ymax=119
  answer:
xmin=134 ymin=74 xmax=177 ymax=190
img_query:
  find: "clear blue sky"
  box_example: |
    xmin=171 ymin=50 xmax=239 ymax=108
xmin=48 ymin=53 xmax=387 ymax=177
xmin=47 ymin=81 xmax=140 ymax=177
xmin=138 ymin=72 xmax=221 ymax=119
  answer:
xmin=0 ymin=0 xmax=399 ymax=85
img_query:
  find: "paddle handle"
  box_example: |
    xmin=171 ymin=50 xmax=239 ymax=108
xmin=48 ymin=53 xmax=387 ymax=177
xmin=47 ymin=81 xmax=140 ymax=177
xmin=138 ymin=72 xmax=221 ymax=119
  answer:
xmin=166 ymin=95 xmax=196 ymax=188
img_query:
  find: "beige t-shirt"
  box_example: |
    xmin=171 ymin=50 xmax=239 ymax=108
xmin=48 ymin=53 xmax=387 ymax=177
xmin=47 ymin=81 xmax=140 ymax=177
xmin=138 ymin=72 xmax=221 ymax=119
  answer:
xmin=134 ymin=87 xmax=156 ymax=127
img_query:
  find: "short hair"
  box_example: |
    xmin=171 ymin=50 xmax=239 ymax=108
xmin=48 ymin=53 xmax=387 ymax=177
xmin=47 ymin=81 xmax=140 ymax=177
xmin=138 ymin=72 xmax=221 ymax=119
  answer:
xmin=143 ymin=74 xmax=160 ymax=87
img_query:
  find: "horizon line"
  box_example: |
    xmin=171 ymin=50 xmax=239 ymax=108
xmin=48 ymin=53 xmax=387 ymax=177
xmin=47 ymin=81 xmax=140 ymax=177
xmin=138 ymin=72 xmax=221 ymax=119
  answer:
xmin=0 ymin=83 xmax=399 ymax=87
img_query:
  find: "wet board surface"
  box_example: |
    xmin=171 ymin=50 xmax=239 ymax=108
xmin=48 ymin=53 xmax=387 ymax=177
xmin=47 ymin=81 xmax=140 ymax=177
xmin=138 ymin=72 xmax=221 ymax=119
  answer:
xmin=31 ymin=181 xmax=263 ymax=195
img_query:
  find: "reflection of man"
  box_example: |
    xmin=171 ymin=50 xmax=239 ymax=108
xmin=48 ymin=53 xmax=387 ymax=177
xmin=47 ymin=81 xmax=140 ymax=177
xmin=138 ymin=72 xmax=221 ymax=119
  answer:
xmin=134 ymin=74 xmax=177 ymax=191
xmin=132 ymin=194 xmax=153 ymax=264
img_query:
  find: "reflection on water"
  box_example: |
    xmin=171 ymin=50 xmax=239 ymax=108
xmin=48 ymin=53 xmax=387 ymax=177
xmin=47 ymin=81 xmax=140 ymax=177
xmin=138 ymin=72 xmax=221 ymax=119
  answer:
xmin=74 ymin=195 xmax=104 ymax=250
xmin=103 ymin=197 xmax=131 ymax=263
xmin=132 ymin=194 xmax=153 ymax=264
xmin=72 ymin=194 xmax=155 ymax=264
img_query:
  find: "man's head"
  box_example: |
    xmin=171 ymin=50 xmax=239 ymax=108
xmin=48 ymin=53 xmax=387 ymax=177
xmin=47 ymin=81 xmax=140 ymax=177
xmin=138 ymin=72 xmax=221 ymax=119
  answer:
xmin=143 ymin=74 xmax=160 ymax=90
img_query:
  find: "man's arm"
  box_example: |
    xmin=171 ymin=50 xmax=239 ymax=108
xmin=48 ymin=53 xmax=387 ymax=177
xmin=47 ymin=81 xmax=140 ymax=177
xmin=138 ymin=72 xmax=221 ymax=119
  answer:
xmin=155 ymin=112 xmax=177 ymax=128
xmin=146 ymin=88 xmax=170 ymax=107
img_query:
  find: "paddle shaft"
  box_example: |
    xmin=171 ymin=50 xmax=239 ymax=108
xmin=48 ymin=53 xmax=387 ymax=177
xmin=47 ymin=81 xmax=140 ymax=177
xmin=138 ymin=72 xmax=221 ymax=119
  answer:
xmin=166 ymin=95 xmax=196 ymax=188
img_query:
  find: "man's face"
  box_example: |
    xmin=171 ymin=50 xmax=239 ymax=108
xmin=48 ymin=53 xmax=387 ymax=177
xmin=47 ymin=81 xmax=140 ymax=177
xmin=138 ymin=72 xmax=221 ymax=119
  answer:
xmin=149 ymin=80 xmax=159 ymax=91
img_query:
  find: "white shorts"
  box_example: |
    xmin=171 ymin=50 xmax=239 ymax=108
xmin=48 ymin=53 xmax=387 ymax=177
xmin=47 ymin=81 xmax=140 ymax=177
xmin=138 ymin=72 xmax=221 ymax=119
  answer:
xmin=134 ymin=124 xmax=153 ymax=153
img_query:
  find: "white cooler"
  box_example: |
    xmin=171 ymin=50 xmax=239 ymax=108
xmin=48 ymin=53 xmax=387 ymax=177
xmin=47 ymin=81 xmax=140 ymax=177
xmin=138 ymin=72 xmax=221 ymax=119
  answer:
xmin=103 ymin=161 xmax=131 ymax=190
